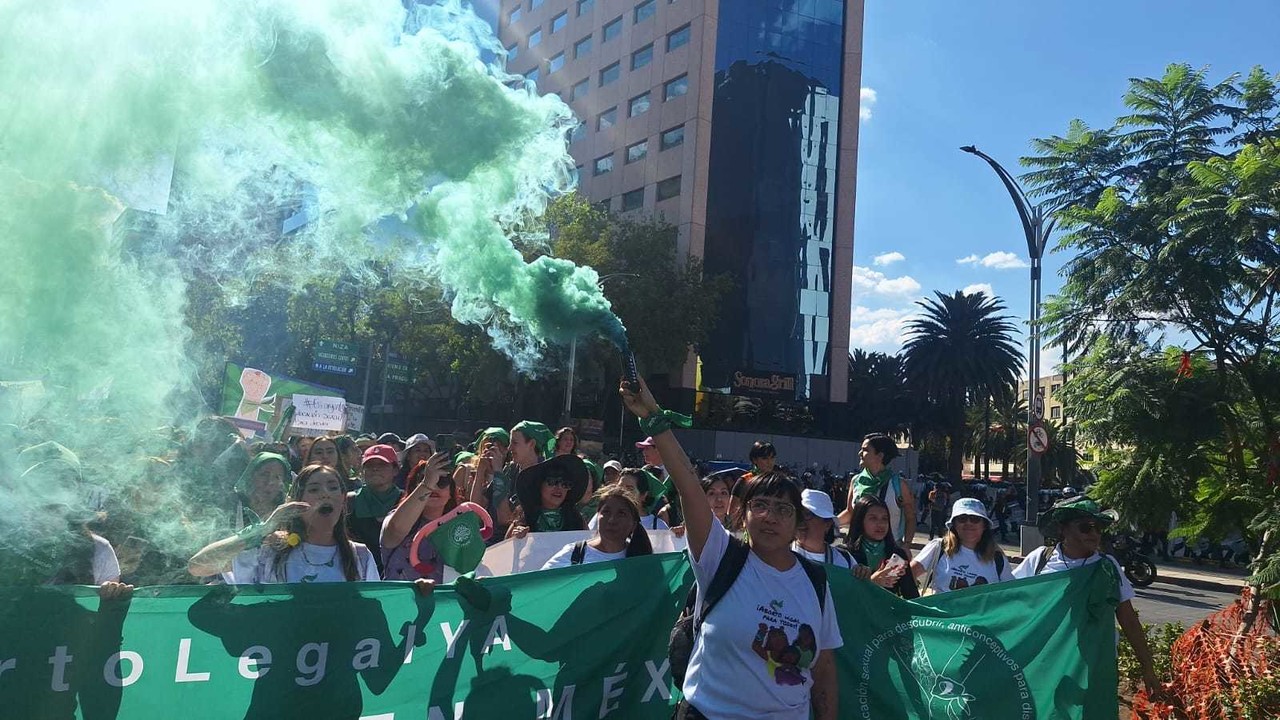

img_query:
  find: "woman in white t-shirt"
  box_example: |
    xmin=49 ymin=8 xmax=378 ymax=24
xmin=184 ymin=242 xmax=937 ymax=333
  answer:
xmin=188 ymin=465 xmax=381 ymax=584
xmin=588 ymin=467 xmax=671 ymax=531
xmin=621 ymin=378 xmax=841 ymax=720
xmin=910 ymin=497 xmax=1013 ymax=594
xmin=543 ymin=484 xmax=654 ymax=569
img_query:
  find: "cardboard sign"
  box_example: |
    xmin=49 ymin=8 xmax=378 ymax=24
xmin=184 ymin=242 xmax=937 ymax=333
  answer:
xmin=291 ymin=394 xmax=347 ymax=433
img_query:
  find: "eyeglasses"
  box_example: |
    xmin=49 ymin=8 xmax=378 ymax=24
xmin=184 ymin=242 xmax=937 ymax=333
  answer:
xmin=746 ymin=499 xmax=796 ymax=519
xmin=545 ymin=478 xmax=573 ymax=489
xmin=953 ymin=515 xmax=985 ymax=525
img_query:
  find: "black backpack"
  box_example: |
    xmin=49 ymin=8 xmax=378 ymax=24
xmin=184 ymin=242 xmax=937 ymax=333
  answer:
xmin=668 ymin=536 xmax=828 ymax=687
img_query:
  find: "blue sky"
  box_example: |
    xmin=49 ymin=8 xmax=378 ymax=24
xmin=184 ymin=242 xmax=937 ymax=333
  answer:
xmin=851 ymin=0 xmax=1280 ymax=375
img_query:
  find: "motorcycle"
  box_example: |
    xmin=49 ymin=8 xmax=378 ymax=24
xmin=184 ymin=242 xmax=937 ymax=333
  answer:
xmin=1108 ymin=533 xmax=1158 ymax=588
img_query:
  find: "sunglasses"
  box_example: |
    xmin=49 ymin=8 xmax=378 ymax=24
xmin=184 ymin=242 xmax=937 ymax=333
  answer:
xmin=430 ymin=475 xmax=453 ymax=490
xmin=544 ymin=478 xmax=573 ymax=489
xmin=953 ymin=515 xmax=986 ymax=525
xmin=1073 ymin=521 xmax=1102 ymax=534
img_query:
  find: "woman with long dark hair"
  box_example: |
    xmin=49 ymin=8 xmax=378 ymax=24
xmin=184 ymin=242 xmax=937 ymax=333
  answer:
xmin=542 ymin=484 xmax=654 ymax=568
xmin=845 ymin=495 xmax=917 ymax=598
xmin=506 ymin=455 xmax=587 ymax=538
xmin=188 ymin=464 xmax=379 ymax=583
xmin=380 ymin=453 xmax=458 ymax=582
xmin=303 ymin=436 xmax=354 ymax=491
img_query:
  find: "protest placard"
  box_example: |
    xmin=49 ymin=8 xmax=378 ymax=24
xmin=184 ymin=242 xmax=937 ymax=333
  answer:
xmin=290 ymin=394 xmax=347 ymax=433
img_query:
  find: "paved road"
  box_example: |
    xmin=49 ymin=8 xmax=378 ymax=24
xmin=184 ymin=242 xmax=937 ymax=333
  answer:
xmin=1130 ymin=584 xmax=1239 ymax=627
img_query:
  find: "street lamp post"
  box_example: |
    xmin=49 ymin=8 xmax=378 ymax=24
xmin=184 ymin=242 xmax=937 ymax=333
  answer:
xmin=960 ymin=145 xmax=1055 ymax=555
xmin=561 ymin=273 xmax=641 ymax=428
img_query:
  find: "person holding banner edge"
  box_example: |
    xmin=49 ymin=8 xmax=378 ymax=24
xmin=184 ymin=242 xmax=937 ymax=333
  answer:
xmin=620 ymin=377 xmax=840 ymax=720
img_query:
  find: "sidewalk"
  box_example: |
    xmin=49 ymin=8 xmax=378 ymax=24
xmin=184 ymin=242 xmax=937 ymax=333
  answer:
xmin=905 ymin=532 xmax=1247 ymax=594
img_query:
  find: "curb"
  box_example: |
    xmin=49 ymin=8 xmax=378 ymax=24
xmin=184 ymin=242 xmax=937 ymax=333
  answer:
xmin=907 ymin=541 xmax=1245 ymax=595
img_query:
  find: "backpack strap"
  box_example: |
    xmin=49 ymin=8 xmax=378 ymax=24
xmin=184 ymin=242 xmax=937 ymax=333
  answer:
xmin=995 ymin=552 xmax=1006 ymax=578
xmin=693 ymin=536 xmax=750 ymax=632
xmin=792 ymin=552 xmax=828 ymax=614
xmin=833 ymin=546 xmax=854 ymax=568
xmin=1034 ymin=545 xmax=1054 ymax=575
xmin=570 ymin=541 xmax=588 ymax=565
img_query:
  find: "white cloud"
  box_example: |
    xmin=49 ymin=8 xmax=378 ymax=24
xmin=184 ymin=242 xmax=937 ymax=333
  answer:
xmin=962 ymin=283 xmax=994 ymax=297
xmin=860 ymin=87 xmax=877 ymax=121
xmin=848 ymin=305 xmax=916 ymax=351
xmin=872 ymin=251 xmax=905 ymax=266
xmin=956 ymin=251 xmax=1029 ymax=270
xmin=851 ymin=265 xmax=921 ymax=298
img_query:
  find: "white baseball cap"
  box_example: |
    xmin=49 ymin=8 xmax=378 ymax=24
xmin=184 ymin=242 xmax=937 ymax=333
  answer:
xmin=946 ymin=497 xmax=993 ymax=530
xmin=800 ymin=489 xmax=837 ymax=520
xmin=603 ymin=460 xmax=623 ymax=473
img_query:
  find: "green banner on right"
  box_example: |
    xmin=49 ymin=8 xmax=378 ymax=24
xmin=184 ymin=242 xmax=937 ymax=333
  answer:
xmin=833 ymin=560 xmax=1120 ymax=719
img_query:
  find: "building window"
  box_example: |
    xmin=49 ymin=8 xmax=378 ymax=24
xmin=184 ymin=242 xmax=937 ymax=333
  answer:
xmin=550 ymin=11 xmax=568 ymax=32
xmin=525 ymin=67 xmax=539 ymax=84
xmin=660 ymin=124 xmax=684 ymax=150
xmin=667 ymin=24 xmax=691 ymax=51
xmin=595 ymin=198 xmax=611 ymax=212
xmin=1050 ymin=383 xmax=1061 ymax=394
xmin=594 ymin=154 xmax=614 ymax=176
xmin=1022 ymin=389 xmax=1029 ymax=400
xmin=1050 ymin=406 xmax=1062 ymax=420
xmin=569 ymin=124 xmax=586 ymax=144
xmin=530 ymin=0 xmax=544 ymax=9
xmin=599 ymin=62 xmax=620 ymax=86
xmin=621 ymin=187 xmax=645 ymax=210
xmin=571 ymin=78 xmax=589 ymax=100
xmin=656 ymin=175 xmax=681 ymax=201
xmin=603 ymin=16 xmax=623 ymax=42
xmin=528 ymin=28 xmax=542 ymax=47
xmin=663 ymin=74 xmax=689 ymax=100
xmin=628 ymin=92 xmax=650 ymax=117
xmin=577 ymin=0 xmax=595 ymax=16
xmin=626 ymin=139 xmax=648 ymax=164
xmin=548 ymin=52 xmax=565 ymax=74
xmin=506 ymin=43 xmax=520 ymax=61
xmin=509 ymin=6 xmax=522 ymax=23
xmin=596 ymin=106 xmax=617 ymax=130
xmin=634 ymin=0 xmax=656 ymax=23
xmin=574 ymin=35 xmax=592 ymax=59
xmin=631 ymin=44 xmax=653 ymax=70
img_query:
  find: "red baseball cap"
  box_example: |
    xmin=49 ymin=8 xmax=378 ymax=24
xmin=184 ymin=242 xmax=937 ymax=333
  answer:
xmin=361 ymin=444 xmax=399 ymax=466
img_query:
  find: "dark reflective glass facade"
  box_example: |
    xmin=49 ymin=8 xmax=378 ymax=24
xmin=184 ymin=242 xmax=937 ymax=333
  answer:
xmin=700 ymin=0 xmax=847 ymax=402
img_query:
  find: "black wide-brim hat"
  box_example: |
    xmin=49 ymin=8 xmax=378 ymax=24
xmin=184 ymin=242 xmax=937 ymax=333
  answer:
xmin=516 ymin=454 xmax=589 ymax=512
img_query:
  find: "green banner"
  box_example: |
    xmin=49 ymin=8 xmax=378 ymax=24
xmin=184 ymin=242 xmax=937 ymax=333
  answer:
xmin=218 ymin=362 xmax=343 ymax=426
xmin=0 ymin=555 xmax=1119 ymax=719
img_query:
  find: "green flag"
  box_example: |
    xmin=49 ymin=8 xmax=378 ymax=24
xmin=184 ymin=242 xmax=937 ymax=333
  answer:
xmin=0 ymin=555 xmax=1120 ymax=719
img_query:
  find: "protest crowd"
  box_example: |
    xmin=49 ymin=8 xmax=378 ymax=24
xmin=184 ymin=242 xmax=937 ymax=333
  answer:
xmin=4 ymin=378 xmax=1169 ymax=719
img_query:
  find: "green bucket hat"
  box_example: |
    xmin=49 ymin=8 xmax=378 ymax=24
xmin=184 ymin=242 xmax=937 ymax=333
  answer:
xmin=582 ymin=458 xmax=604 ymax=485
xmin=1038 ymin=495 xmax=1119 ymax=537
xmin=511 ymin=421 xmax=555 ymax=458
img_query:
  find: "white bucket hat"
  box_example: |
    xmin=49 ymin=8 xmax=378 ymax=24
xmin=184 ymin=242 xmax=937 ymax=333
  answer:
xmin=946 ymin=497 xmax=993 ymax=530
xmin=800 ymin=489 xmax=837 ymax=520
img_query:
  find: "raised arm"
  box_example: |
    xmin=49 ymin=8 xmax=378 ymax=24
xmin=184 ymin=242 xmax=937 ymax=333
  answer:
xmin=383 ymin=452 xmax=450 ymax=549
xmin=187 ymin=501 xmax=309 ymax=577
xmin=620 ymin=378 xmax=712 ymax=560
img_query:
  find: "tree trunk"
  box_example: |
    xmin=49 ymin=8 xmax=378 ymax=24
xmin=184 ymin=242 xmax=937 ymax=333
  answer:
xmin=982 ymin=399 xmax=991 ymax=482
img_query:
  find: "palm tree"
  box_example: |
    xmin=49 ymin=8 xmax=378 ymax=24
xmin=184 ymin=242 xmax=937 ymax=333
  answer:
xmin=903 ymin=291 xmax=1024 ymax=479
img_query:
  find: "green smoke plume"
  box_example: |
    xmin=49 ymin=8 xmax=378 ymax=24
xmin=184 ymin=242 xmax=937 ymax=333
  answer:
xmin=0 ymin=0 xmax=624 ymax=581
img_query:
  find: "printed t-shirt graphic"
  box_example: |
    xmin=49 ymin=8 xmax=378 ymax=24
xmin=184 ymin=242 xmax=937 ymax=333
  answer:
xmin=914 ymin=539 xmax=1013 ymax=593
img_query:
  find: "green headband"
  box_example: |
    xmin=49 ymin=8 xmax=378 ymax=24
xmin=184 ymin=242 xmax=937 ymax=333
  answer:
xmin=479 ymin=427 xmax=511 ymax=448
xmin=511 ymin=421 xmax=555 ymax=458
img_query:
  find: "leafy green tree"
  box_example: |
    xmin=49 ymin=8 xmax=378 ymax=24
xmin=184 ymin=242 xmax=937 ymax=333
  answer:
xmin=1023 ymin=63 xmax=1280 ymax=602
xmin=902 ymin=291 xmax=1024 ymax=479
xmin=845 ymin=349 xmax=916 ymax=440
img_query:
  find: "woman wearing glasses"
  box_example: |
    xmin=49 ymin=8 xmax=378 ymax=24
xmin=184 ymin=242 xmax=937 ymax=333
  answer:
xmin=505 ymin=454 xmax=589 ymax=539
xmin=380 ymin=453 xmax=458 ymax=582
xmin=1011 ymin=496 xmax=1165 ymax=698
xmin=910 ymin=497 xmax=1013 ymax=594
xmin=620 ymin=378 xmax=840 ymax=720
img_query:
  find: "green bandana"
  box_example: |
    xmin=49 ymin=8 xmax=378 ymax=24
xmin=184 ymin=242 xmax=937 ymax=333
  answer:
xmin=350 ymin=484 xmax=403 ymax=519
xmin=428 ymin=511 xmax=488 ymax=575
xmin=479 ymin=427 xmax=510 ymax=448
xmin=534 ymin=510 xmax=564 ymax=533
xmin=862 ymin=538 xmax=886 ymax=570
xmin=232 ymin=452 xmax=291 ymax=498
xmin=851 ymin=467 xmax=895 ymax=500
xmin=511 ymin=421 xmax=555 ymax=458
